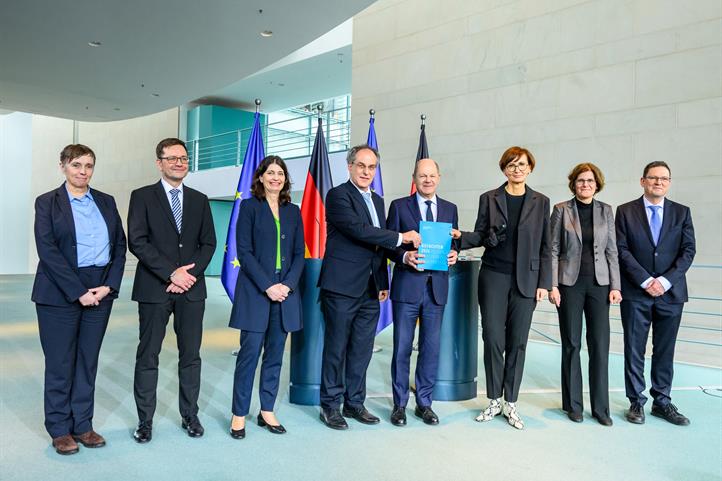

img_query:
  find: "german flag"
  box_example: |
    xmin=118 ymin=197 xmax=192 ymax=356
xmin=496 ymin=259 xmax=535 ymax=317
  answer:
xmin=300 ymin=118 xmax=333 ymax=258
xmin=410 ymin=117 xmax=429 ymax=194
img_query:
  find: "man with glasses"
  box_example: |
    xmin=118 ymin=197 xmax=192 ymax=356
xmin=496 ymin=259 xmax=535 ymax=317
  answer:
xmin=127 ymin=138 xmax=216 ymax=442
xmin=318 ymin=144 xmax=421 ymax=430
xmin=616 ymin=161 xmax=695 ymax=426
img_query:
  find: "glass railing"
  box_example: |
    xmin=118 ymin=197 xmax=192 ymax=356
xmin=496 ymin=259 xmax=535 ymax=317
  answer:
xmin=187 ymin=106 xmax=350 ymax=171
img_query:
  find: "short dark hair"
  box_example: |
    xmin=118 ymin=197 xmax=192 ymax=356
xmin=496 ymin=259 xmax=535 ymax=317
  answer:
xmin=60 ymin=144 xmax=95 ymax=166
xmin=567 ymin=162 xmax=605 ymax=194
xmin=251 ymin=155 xmax=292 ymax=204
xmin=156 ymin=138 xmax=187 ymax=159
xmin=643 ymin=161 xmax=671 ymax=178
xmin=346 ymin=144 xmax=380 ymax=165
xmin=499 ymin=146 xmax=536 ymax=172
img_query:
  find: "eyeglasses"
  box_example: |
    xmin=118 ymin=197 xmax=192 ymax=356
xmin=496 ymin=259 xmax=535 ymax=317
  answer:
xmin=644 ymin=176 xmax=671 ymax=183
xmin=506 ymin=162 xmax=529 ymax=172
xmin=575 ymin=179 xmax=596 ymax=185
xmin=160 ymin=156 xmax=189 ymax=165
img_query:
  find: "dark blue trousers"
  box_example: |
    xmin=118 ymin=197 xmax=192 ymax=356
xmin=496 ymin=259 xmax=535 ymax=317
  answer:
xmin=391 ymin=279 xmax=445 ymax=407
xmin=621 ymin=297 xmax=683 ymax=407
xmin=36 ymin=266 xmax=112 ymax=438
xmin=232 ymin=302 xmax=288 ymax=416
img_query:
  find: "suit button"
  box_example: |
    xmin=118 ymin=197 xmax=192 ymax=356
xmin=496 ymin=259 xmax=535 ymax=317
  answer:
xmin=179 ymin=243 xmax=183 ymax=248
xmin=281 ymin=234 xmax=286 ymax=239
xmin=281 ymin=257 xmax=286 ymax=261
xmin=654 ymin=252 xmax=658 ymax=256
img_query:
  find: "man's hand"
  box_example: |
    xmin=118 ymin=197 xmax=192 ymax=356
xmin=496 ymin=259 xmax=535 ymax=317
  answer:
xmin=170 ymin=263 xmax=197 ymax=291
xmin=536 ymin=288 xmax=547 ymax=302
xmin=166 ymin=284 xmax=185 ymax=294
xmin=609 ymin=289 xmax=622 ymax=304
xmin=645 ymin=279 xmax=665 ymax=297
xmin=450 ymin=229 xmax=462 ymax=240
xmin=89 ymin=286 xmax=111 ymax=302
xmin=548 ymin=287 xmax=561 ymax=307
xmin=78 ymin=291 xmax=100 ymax=307
xmin=403 ymin=251 xmax=425 ymax=271
xmin=447 ymin=250 xmax=458 ymax=266
xmin=378 ymin=290 xmax=389 ymax=302
xmin=401 ymin=230 xmax=421 ymax=248
xmin=265 ymin=284 xmax=288 ymax=302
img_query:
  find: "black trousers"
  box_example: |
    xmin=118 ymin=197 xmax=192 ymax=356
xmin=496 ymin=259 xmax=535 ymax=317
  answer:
xmin=478 ymin=268 xmax=536 ymax=402
xmin=133 ymin=296 xmax=205 ymax=421
xmin=621 ymin=297 xmax=683 ymax=407
xmin=557 ymin=276 xmax=610 ymax=418
xmin=36 ymin=266 xmax=112 ymax=438
xmin=232 ymin=302 xmax=288 ymax=416
xmin=319 ymin=283 xmax=380 ymax=410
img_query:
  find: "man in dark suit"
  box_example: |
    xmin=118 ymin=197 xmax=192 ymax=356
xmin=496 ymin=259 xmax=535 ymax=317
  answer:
xmin=128 ymin=138 xmax=216 ymax=442
xmin=616 ymin=161 xmax=695 ymax=426
xmin=318 ymin=144 xmax=421 ymax=430
xmin=386 ymin=158 xmax=459 ymax=426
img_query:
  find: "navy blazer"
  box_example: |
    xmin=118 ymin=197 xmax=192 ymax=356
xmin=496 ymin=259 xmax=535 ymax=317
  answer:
xmin=128 ymin=181 xmax=216 ymax=303
xmin=229 ymin=196 xmax=305 ymax=332
xmin=318 ymin=180 xmax=398 ymax=297
xmin=615 ymin=196 xmax=695 ymax=303
xmin=31 ymin=183 xmax=127 ymax=306
xmin=387 ymin=194 xmax=459 ymax=305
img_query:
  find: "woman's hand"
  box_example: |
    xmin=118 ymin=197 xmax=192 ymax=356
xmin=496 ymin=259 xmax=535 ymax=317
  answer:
xmin=78 ymin=291 xmax=100 ymax=306
xmin=548 ymin=287 xmax=561 ymax=307
xmin=265 ymin=284 xmax=288 ymax=302
xmin=609 ymin=289 xmax=622 ymax=304
xmin=89 ymin=286 xmax=111 ymax=302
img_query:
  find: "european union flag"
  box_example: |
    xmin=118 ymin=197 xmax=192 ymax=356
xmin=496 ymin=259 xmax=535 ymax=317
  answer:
xmin=221 ymin=111 xmax=265 ymax=301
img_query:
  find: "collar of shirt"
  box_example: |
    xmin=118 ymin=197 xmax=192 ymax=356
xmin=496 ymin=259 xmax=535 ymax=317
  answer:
xmin=415 ymin=192 xmax=437 ymax=207
xmin=65 ymin=183 xmax=93 ymax=202
xmin=643 ymin=196 xmax=664 ymax=210
xmin=350 ymin=180 xmax=371 ymax=195
xmin=161 ymin=178 xmax=184 ymax=195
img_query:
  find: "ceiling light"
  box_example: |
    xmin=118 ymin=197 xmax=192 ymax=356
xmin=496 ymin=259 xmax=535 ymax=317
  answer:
xmin=88 ymin=41 xmax=102 ymax=47
xmin=260 ymin=30 xmax=273 ymax=37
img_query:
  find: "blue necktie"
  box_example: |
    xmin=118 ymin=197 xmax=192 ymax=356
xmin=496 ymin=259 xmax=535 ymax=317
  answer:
xmin=362 ymin=192 xmax=380 ymax=228
xmin=425 ymin=199 xmax=434 ymax=222
xmin=170 ymin=188 xmax=182 ymax=233
xmin=648 ymin=205 xmax=661 ymax=245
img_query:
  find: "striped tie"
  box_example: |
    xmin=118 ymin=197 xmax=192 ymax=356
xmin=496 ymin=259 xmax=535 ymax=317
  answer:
xmin=170 ymin=188 xmax=182 ymax=232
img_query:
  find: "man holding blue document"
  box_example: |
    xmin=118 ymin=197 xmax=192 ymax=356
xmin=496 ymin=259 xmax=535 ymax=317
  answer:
xmin=386 ymin=158 xmax=459 ymax=426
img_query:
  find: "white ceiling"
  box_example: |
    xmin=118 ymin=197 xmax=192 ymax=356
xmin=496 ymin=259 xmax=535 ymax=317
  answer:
xmin=0 ymin=0 xmax=372 ymax=121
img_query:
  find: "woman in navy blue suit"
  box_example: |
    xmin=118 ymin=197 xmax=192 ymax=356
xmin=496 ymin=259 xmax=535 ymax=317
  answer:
xmin=31 ymin=144 xmax=126 ymax=455
xmin=228 ymin=155 xmax=304 ymax=438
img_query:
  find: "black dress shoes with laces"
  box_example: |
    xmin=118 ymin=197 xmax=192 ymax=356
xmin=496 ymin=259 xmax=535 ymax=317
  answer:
xmin=320 ymin=408 xmax=349 ymax=430
xmin=181 ymin=415 xmax=205 ymax=437
xmin=390 ymin=405 xmax=407 ymax=426
xmin=342 ymin=404 xmax=380 ymax=425
xmin=133 ymin=421 xmax=153 ymax=443
xmin=593 ymin=414 xmax=613 ymax=426
xmin=625 ymin=403 xmax=645 ymax=424
xmin=414 ymin=405 xmax=439 ymax=425
xmin=651 ymin=403 xmax=690 ymax=426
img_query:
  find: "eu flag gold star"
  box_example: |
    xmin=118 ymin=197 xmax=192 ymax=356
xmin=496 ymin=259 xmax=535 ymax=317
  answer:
xmin=231 ymin=258 xmax=240 ymax=268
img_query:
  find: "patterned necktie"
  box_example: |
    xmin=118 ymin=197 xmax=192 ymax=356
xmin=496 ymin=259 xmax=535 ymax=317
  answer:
xmin=648 ymin=205 xmax=661 ymax=245
xmin=425 ymin=199 xmax=434 ymax=222
xmin=170 ymin=188 xmax=182 ymax=232
xmin=362 ymin=192 xmax=380 ymax=228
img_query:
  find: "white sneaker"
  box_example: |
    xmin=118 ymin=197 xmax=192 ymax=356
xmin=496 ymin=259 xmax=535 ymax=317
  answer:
xmin=503 ymin=401 xmax=524 ymax=430
xmin=475 ymin=398 xmax=502 ymax=422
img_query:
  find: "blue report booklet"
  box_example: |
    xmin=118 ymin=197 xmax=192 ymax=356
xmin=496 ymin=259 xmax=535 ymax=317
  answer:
xmin=418 ymin=221 xmax=452 ymax=271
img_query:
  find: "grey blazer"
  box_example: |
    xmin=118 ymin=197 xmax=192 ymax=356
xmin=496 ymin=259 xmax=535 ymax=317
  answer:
xmin=550 ymin=198 xmax=621 ymax=290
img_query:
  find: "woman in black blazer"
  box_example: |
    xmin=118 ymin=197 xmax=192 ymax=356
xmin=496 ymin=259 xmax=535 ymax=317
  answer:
xmin=549 ymin=163 xmax=622 ymax=426
xmin=228 ymin=155 xmax=304 ymax=438
xmin=458 ymin=146 xmax=551 ymax=430
xmin=31 ymin=144 xmax=126 ymax=455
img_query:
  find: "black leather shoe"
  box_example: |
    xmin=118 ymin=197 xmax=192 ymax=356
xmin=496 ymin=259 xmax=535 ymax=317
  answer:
xmin=258 ymin=412 xmax=287 ymax=434
xmin=414 ymin=405 xmax=439 ymax=425
xmin=593 ymin=414 xmax=613 ymax=426
xmin=320 ymin=408 xmax=348 ymax=430
xmin=230 ymin=426 xmax=246 ymax=439
xmin=133 ymin=421 xmax=153 ymax=443
xmin=342 ymin=404 xmax=380 ymax=425
xmin=181 ymin=415 xmax=205 ymax=437
xmin=651 ymin=403 xmax=690 ymax=426
xmin=390 ymin=405 xmax=407 ymax=426
xmin=625 ymin=403 xmax=645 ymax=424
xmin=566 ymin=411 xmax=583 ymax=423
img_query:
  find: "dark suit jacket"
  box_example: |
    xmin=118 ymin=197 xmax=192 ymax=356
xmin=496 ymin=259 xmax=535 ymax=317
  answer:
xmin=318 ymin=180 xmax=399 ymax=297
xmin=32 ymin=184 xmax=127 ymax=306
xmin=127 ymin=181 xmax=216 ymax=303
xmin=461 ymin=184 xmax=552 ymax=297
xmin=615 ymin=196 xmax=695 ymax=303
xmin=550 ymin=198 xmax=621 ymax=290
xmin=229 ymin=196 xmax=305 ymax=332
xmin=387 ymin=194 xmax=459 ymax=305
